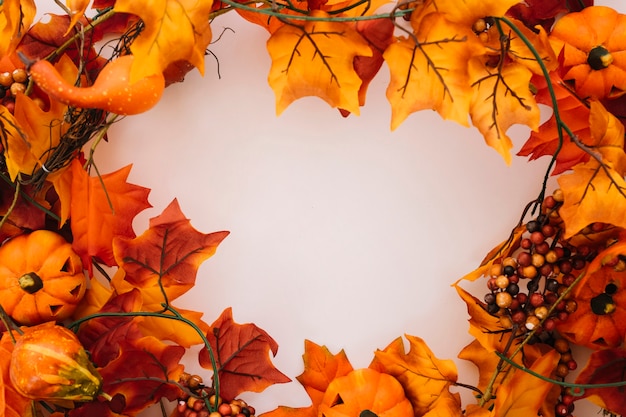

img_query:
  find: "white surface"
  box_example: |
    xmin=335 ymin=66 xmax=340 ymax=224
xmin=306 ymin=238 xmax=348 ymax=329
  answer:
xmin=91 ymin=12 xmax=558 ymax=414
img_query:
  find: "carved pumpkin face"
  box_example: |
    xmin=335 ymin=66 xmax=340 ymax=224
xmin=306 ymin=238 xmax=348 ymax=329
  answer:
xmin=318 ymin=368 xmax=413 ymax=417
xmin=556 ymin=244 xmax=626 ymax=349
xmin=0 ymin=230 xmax=86 ymax=325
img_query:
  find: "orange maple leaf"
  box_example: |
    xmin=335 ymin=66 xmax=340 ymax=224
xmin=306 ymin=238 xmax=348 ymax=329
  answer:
xmin=113 ymin=0 xmax=214 ymax=82
xmin=557 ymin=102 xmax=626 ymax=237
xmin=259 ymin=340 xmax=353 ymax=417
xmin=372 ymin=335 xmax=461 ymax=416
xmin=385 ymin=12 xmax=484 ymax=129
xmin=0 ymin=0 xmax=36 ymax=58
xmin=199 ymin=307 xmax=291 ymax=401
xmin=469 ymin=57 xmax=541 ymax=164
xmin=69 ymin=159 xmax=152 ymax=272
xmin=267 ymin=10 xmax=372 ymax=115
xmin=492 ymin=349 xmax=560 ymax=417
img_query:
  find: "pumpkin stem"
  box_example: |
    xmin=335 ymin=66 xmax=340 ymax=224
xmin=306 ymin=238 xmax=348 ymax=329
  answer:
xmin=18 ymin=272 xmax=44 ymax=294
xmin=587 ymin=45 xmax=613 ymax=70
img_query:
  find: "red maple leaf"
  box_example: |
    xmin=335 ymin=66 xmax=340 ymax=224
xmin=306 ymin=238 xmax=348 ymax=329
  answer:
xmin=199 ymin=307 xmax=291 ymax=401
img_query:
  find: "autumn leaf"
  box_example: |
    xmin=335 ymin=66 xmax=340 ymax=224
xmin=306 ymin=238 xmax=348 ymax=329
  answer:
xmin=72 ymin=335 xmax=185 ymax=417
xmin=199 ymin=307 xmax=291 ymax=401
xmin=456 ymin=224 xmax=525 ymax=283
xmin=6 ymin=55 xmax=74 ymax=181
xmin=113 ymin=198 xmax=229 ymax=301
xmin=339 ymin=18 xmax=394 ymax=117
xmin=385 ymin=12 xmax=484 ymax=129
xmin=69 ymin=159 xmax=152 ymax=272
xmin=492 ymin=349 xmax=560 ymax=417
xmin=458 ymin=339 xmax=503 ymax=397
xmin=575 ymin=348 xmax=626 ymax=415
xmin=0 ymin=0 xmax=36 ymax=58
xmin=267 ymin=10 xmax=372 ymax=115
xmin=372 ymin=334 xmax=460 ymax=416
xmin=426 ymin=0 xmax=521 ymax=26
xmin=76 ymin=288 xmax=144 ymax=367
xmin=454 ymin=284 xmax=511 ymax=353
xmin=0 ymin=179 xmax=50 ymax=243
xmin=469 ymin=57 xmax=541 ymax=164
xmin=517 ymin=73 xmax=593 ymax=175
xmin=0 ymin=331 xmax=33 ymax=417
xmin=65 ymin=0 xmax=91 ymax=35
xmin=113 ymin=0 xmax=214 ymax=82
xmin=297 ymin=339 xmax=353 ymax=404
xmin=557 ymin=102 xmax=626 ymax=237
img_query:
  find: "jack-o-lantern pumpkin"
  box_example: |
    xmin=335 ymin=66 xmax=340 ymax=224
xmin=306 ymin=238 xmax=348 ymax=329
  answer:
xmin=549 ymin=6 xmax=626 ymax=99
xmin=556 ymin=242 xmax=626 ymax=349
xmin=0 ymin=230 xmax=86 ymax=325
xmin=318 ymin=368 xmax=413 ymax=417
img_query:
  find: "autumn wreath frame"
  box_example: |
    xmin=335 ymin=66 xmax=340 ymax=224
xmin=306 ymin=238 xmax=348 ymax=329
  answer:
xmin=1 ymin=0 xmax=626 ymax=417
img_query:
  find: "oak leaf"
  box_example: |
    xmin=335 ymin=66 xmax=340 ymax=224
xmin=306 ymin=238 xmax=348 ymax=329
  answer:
xmin=113 ymin=0 xmax=214 ymax=82
xmin=69 ymin=159 xmax=152 ymax=272
xmin=492 ymin=349 xmax=560 ymax=417
xmin=267 ymin=10 xmax=372 ymax=115
xmin=385 ymin=12 xmax=484 ymax=129
xmin=557 ymin=102 xmax=626 ymax=237
xmin=0 ymin=0 xmax=36 ymax=58
xmin=199 ymin=307 xmax=291 ymax=401
xmin=469 ymin=57 xmax=541 ymax=164
xmin=372 ymin=334 xmax=460 ymax=416
xmin=575 ymin=348 xmax=626 ymax=415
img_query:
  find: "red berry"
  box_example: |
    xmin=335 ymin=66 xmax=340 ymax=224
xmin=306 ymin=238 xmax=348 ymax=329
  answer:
xmin=530 ymin=231 xmax=545 ymax=244
xmin=218 ymin=403 xmax=233 ymax=416
xmin=529 ymin=293 xmax=544 ymax=307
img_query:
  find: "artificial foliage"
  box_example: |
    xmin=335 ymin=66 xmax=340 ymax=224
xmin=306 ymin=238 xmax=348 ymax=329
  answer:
xmin=0 ymin=0 xmax=626 ymax=417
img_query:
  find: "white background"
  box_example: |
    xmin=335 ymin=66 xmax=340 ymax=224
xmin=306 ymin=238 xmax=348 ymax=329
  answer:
xmin=37 ymin=1 xmax=620 ymax=415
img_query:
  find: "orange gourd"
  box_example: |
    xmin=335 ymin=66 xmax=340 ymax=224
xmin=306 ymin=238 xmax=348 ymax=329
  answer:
xmin=318 ymin=368 xmax=413 ymax=417
xmin=556 ymin=240 xmax=626 ymax=349
xmin=10 ymin=322 xmax=103 ymax=401
xmin=27 ymin=54 xmax=165 ymax=115
xmin=0 ymin=230 xmax=86 ymax=325
xmin=549 ymin=6 xmax=626 ymax=99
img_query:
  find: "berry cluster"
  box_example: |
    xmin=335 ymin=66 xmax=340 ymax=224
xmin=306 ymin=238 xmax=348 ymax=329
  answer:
xmin=0 ymin=68 xmax=28 ymax=113
xmin=176 ymin=373 xmax=257 ymax=417
xmin=482 ymin=189 xmax=616 ymax=417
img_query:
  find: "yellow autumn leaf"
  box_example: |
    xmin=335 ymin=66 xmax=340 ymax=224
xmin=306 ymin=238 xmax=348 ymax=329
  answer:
xmin=0 ymin=0 xmax=36 ymax=58
xmin=469 ymin=57 xmax=541 ymax=164
xmin=373 ymin=335 xmax=459 ymax=416
xmin=385 ymin=12 xmax=484 ymax=129
xmin=557 ymin=102 xmax=626 ymax=238
xmin=114 ymin=0 xmax=214 ymax=82
xmin=266 ymin=10 xmax=372 ymax=115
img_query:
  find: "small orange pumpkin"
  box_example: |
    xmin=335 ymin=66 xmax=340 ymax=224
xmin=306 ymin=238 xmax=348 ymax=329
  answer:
xmin=318 ymin=368 xmax=413 ymax=417
xmin=556 ymin=241 xmax=626 ymax=349
xmin=549 ymin=6 xmax=626 ymax=99
xmin=0 ymin=230 xmax=86 ymax=325
xmin=10 ymin=322 xmax=102 ymax=401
